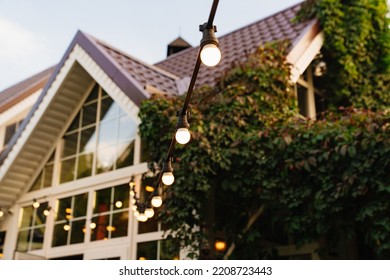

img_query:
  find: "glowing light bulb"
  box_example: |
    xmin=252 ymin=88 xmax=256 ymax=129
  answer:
xmin=63 ymin=224 xmax=70 ymax=231
xmin=0 ymin=211 xmax=4 ymax=218
xmin=151 ymin=196 xmax=162 ymax=208
xmin=43 ymin=209 xmax=50 ymax=216
xmin=162 ymin=172 xmax=174 ymax=186
xmin=90 ymin=222 xmax=97 ymax=229
xmin=214 ymin=240 xmax=227 ymax=252
xmin=32 ymin=200 xmax=40 ymax=209
xmin=145 ymin=208 xmax=154 ymax=218
xmin=115 ymin=201 xmax=123 ymax=208
xmin=175 ymin=128 xmax=191 ymax=144
xmin=137 ymin=213 xmax=148 ymax=222
xmin=200 ymin=43 xmax=221 ymax=67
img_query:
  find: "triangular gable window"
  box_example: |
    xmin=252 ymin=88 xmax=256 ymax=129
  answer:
xmin=29 ymin=83 xmax=137 ymax=191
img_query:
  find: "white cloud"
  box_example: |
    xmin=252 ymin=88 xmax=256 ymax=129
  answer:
xmin=0 ymin=17 xmax=45 ymax=61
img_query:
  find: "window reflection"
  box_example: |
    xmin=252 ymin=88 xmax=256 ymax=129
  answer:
xmin=17 ymin=203 xmax=48 ymax=252
xmin=52 ymin=194 xmax=87 ymax=247
xmin=91 ymin=184 xmax=129 ymax=241
xmin=31 ymin=83 xmax=137 ymax=188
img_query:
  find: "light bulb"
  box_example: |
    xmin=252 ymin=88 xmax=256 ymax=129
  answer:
xmin=145 ymin=208 xmax=154 ymax=218
xmin=0 ymin=210 xmax=4 ymax=218
xmin=131 ymin=205 xmax=137 ymax=211
xmin=134 ymin=210 xmax=140 ymax=217
xmin=137 ymin=213 xmax=148 ymax=222
xmin=200 ymin=43 xmax=221 ymax=67
xmin=115 ymin=201 xmax=123 ymax=208
xmin=90 ymin=222 xmax=97 ymax=229
xmin=214 ymin=240 xmax=227 ymax=252
xmin=151 ymin=196 xmax=162 ymax=208
xmin=32 ymin=201 xmax=40 ymax=209
xmin=43 ymin=209 xmax=50 ymax=216
xmin=63 ymin=224 xmax=70 ymax=231
xmin=162 ymin=172 xmax=174 ymax=185
xmin=175 ymin=128 xmax=191 ymax=144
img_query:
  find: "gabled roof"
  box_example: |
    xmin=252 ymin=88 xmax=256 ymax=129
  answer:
xmin=0 ymin=66 xmax=56 ymax=114
xmin=0 ymin=1 xmax=322 ymax=207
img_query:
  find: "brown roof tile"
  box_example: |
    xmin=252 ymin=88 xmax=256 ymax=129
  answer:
xmin=93 ymin=38 xmax=180 ymax=95
xmin=0 ymin=66 xmax=56 ymax=113
xmin=155 ymin=2 xmax=308 ymax=87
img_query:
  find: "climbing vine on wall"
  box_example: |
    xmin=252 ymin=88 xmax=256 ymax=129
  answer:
xmin=139 ymin=1 xmax=390 ymax=259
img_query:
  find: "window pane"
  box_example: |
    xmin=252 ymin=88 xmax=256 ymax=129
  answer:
xmin=73 ymin=193 xmax=88 ymax=218
xmin=67 ymin=112 xmax=80 ymax=132
xmin=43 ymin=164 xmax=53 ymax=188
xmin=4 ymin=123 xmax=16 ymax=146
xmin=113 ymin=185 xmax=129 ymax=209
xmin=111 ymin=212 xmax=128 ymax=238
xmin=16 ymin=230 xmax=29 ymax=252
xmin=55 ymin=197 xmax=72 ymax=221
xmin=29 ymin=172 xmax=43 ymax=192
xmin=138 ymin=215 xmax=158 ymax=234
xmin=79 ymin=126 xmax=96 ymax=154
xmin=60 ymin=158 xmax=76 ymax=183
xmin=86 ymin=84 xmax=99 ymax=102
xmin=118 ymin=104 xmax=127 ymax=117
xmin=98 ymin=119 xmax=117 ymax=149
xmin=116 ymin=141 xmax=134 ymax=169
xmin=77 ymin=153 xmax=93 ymax=179
xmin=93 ymin=188 xmax=111 ymax=214
xmin=100 ymin=97 xmax=119 ymax=122
xmin=118 ymin=116 xmax=136 ymax=142
xmin=35 ymin=202 xmax=48 ymax=226
xmin=91 ymin=215 xmax=109 ymax=241
xmin=52 ymin=222 xmax=68 ymax=247
xmin=70 ymin=219 xmax=86 ymax=244
xmin=96 ymin=146 xmax=116 ymax=174
xmin=81 ymin=102 xmax=97 ymax=127
xmin=31 ymin=227 xmax=45 ymax=250
xmin=137 ymin=241 xmax=157 ymax=260
xmin=62 ymin=132 xmax=78 ymax=157
xmin=20 ymin=206 xmax=34 ymax=228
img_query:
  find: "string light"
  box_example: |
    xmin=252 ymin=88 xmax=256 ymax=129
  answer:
xmin=32 ymin=199 xmax=40 ymax=209
xmin=43 ymin=206 xmax=52 ymax=216
xmin=127 ymin=0 xmax=221 ymax=225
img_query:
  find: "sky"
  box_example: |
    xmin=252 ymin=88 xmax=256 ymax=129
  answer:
xmin=0 ymin=0 xmax=303 ymax=91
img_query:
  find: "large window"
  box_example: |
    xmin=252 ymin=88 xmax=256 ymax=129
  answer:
xmin=59 ymin=84 xmax=136 ymax=184
xmin=16 ymin=202 xmax=48 ymax=252
xmin=91 ymin=184 xmax=130 ymax=241
xmin=28 ymin=83 xmax=138 ymax=193
xmin=52 ymin=193 xmax=88 ymax=247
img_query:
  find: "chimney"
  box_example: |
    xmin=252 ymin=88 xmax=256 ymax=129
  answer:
xmin=167 ymin=37 xmax=192 ymax=57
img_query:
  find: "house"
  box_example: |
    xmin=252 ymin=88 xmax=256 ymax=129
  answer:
xmin=0 ymin=2 xmax=324 ymax=260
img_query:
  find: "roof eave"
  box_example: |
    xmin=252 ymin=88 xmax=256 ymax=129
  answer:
xmin=286 ymin=20 xmax=324 ymax=82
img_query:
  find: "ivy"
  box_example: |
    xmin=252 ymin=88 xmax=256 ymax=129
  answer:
xmin=139 ymin=1 xmax=390 ymax=259
xmin=297 ymin=0 xmax=390 ymax=109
